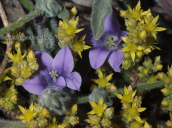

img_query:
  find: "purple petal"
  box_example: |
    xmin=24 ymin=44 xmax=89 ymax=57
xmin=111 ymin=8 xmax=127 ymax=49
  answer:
xmin=117 ymin=30 xmax=127 ymax=45
xmin=77 ymin=25 xmax=97 ymax=46
xmin=108 ymin=43 xmax=124 ymax=72
xmin=89 ymin=47 xmax=111 ymax=69
xmin=35 ymin=51 xmax=53 ymax=84
xmin=50 ymin=76 xmax=66 ymax=88
xmin=104 ymin=11 xmax=120 ymax=36
xmin=53 ymin=46 xmax=74 ymax=77
xmin=22 ymin=75 xmax=48 ymax=95
xmin=65 ymin=72 xmax=81 ymax=90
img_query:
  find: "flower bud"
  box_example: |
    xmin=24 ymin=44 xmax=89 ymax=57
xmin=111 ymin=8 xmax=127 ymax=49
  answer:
xmin=158 ymin=72 xmax=166 ymax=80
xmin=37 ymin=117 xmax=48 ymax=128
xmin=138 ymin=66 xmax=144 ymax=72
xmin=168 ymin=65 xmax=172 ymax=78
xmin=104 ymin=107 xmax=114 ymax=119
xmin=122 ymin=59 xmax=132 ymax=70
xmin=143 ymin=48 xmax=151 ymax=54
xmin=122 ymin=103 xmax=131 ymax=110
xmin=161 ymin=99 xmax=169 ymax=106
xmin=29 ymin=61 xmax=39 ymax=71
xmin=136 ymin=51 xmax=143 ymax=58
xmin=101 ymin=118 xmax=111 ymax=128
xmin=164 ymin=77 xmax=171 ymax=85
xmin=108 ymin=84 xmax=117 ymax=91
xmin=132 ymin=38 xmax=140 ymax=44
xmin=154 ymin=64 xmax=163 ymax=71
xmin=70 ymin=7 xmax=77 ymax=16
xmin=92 ymin=125 xmax=101 ymax=128
xmin=10 ymin=67 xmax=20 ymax=77
xmin=71 ymin=104 xmax=77 ymax=115
xmin=15 ymin=42 xmax=21 ymax=49
xmin=68 ymin=116 xmax=79 ymax=126
xmin=120 ymin=111 xmax=127 ymax=118
xmin=138 ymin=73 xmax=144 ymax=79
xmin=21 ymin=67 xmax=31 ymax=79
xmin=85 ymin=115 xmax=100 ymax=126
xmin=27 ymin=51 xmax=36 ymax=62
xmin=42 ymin=108 xmax=49 ymax=117
xmin=124 ymin=52 xmax=130 ymax=59
xmin=0 ymin=99 xmax=5 ymax=106
xmin=16 ymin=78 xmax=25 ymax=85
xmin=27 ymin=120 xmax=38 ymax=128
xmin=121 ymin=36 xmax=131 ymax=44
xmin=155 ymin=56 xmax=161 ymax=64
xmin=166 ymin=120 xmax=172 ymax=127
xmin=19 ymin=61 xmax=28 ymax=69
xmin=10 ymin=95 xmax=17 ymax=103
xmin=143 ymin=69 xmax=150 ymax=75
xmin=143 ymin=56 xmax=152 ymax=68
xmin=139 ymin=30 xmax=147 ymax=40
xmin=120 ymin=10 xmax=127 ymax=18
xmin=161 ymin=87 xmax=172 ymax=96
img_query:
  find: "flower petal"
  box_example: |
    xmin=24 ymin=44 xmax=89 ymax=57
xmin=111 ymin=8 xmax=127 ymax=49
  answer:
xmin=77 ymin=25 xmax=97 ymax=46
xmin=104 ymin=11 xmax=120 ymax=35
xmin=65 ymin=72 xmax=81 ymax=90
xmin=89 ymin=47 xmax=110 ymax=69
xmin=22 ymin=74 xmax=48 ymax=95
xmin=118 ymin=30 xmax=127 ymax=45
xmin=53 ymin=46 xmax=74 ymax=77
xmin=35 ymin=51 xmax=53 ymax=84
xmin=50 ymin=76 xmax=66 ymax=88
xmin=108 ymin=43 xmax=124 ymax=72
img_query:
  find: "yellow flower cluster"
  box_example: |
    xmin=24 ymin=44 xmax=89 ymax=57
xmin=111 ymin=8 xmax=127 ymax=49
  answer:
xmin=85 ymin=97 xmax=117 ymax=128
xmin=120 ymin=1 xmax=166 ymax=70
xmin=17 ymin=103 xmax=63 ymax=128
xmin=137 ymin=56 xmax=163 ymax=83
xmin=56 ymin=7 xmax=90 ymax=58
xmin=0 ymin=84 xmax=17 ymax=111
xmin=62 ymin=104 xmax=79 ymax=127
xmin=115 ymin=86 xmax=148 ymax=127
xmin=7 ymin=47 xmax=39 ymax=85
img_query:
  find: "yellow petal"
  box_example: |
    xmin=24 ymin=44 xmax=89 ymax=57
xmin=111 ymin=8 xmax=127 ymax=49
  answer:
xmin=141 ymin=9 xmax=150 ymax=16
xmin=127 ymin=5 xmax=133 ymax=14
xmin=135 ymin=115 xmax=142 ymax=122
xmin=124 ymin=86 xmax=128 ymax=95
xmin=29 ymin=103 xmax=34 ymax=111
xmin=76 ymin=28 xmax=84 ymax=33
xmin=52 ymin=116 xmax=57 ymax=124
xmin=78 ymin=51 xmax=82 ymax=58
xmin=119 ymin=47 xmax=128 ymax=52
xmin=137 ymin=46 xmax=144 ymax=50
xmin=155 ymin=27 xmax=166 ymax=32
xmin=83 ymin=45 xmax=91 ymax=50
xmin=127 ymin=116 xmax=131 ymax=123
xmin=132 ymin=90 xmax=137 ymax=98
xmin=138 ymin=107 xmax=146 ymax=112
xmin=98 ymin=97 xmax=103 ymax=106
xmin=131 ymin=52 xmax=135 ymax=62
xmin=16 ymin=115 xmax=25 ymax=120
xmin=151 ymin=32 xmax=156 ymax=39
xmin=87 ymin=110 xmax=95 ymax=115
xmin=92 ymin=79 xmax=99 ymax=84
xmin=115 ymin=93 xmax=123 ymax=99
xmin=106 ymin=73 xmax=113 ymax=81
xmin=18 ymin=105 xmax=26 ymax=114
xmin=135 ymin=1 xmax=140 ymax=11
xmin=89 ymin=100 xmax=97 ymax=108
xmin=152 ymin=15 xmax=159 ymax=25
xmin=98 ymin=70 xmax=103 ymax=78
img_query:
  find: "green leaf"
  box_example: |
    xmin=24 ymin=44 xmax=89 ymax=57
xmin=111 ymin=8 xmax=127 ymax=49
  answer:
xmin=0 ymin=8 xmax=42 ymax=36
xmin=0 ymin=118 xmax=27 ymax=128
xmin=91 ymin=0 xmax=112 ymax=40
xmin=19 ymin=0 xmax=34 ymax=11
xmin=58 ymin=4 xmax=69 ymax=19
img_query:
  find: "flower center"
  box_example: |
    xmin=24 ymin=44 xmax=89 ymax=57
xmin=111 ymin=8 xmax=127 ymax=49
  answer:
xmin=49 ymin=71 xmax=58 ymax=83
xmin=104 ymin=34 xmax=118 ymax=51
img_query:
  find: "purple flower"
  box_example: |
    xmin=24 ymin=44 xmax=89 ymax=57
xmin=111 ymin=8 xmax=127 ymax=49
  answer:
xmin=78 ymin=11 xmax=127 ymax=72
xmin=22 ymin=46 xmax=81 ymax=95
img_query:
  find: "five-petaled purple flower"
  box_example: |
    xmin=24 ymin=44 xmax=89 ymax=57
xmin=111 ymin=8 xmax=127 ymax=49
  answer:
xmin=22 ymin=46 xmax=81 ymax=95
xmin=78 ymin=11 xmax=127 ymax=72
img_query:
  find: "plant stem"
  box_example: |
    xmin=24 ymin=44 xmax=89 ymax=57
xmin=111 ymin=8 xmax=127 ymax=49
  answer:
xmin=0 ymin=8 xmax=42 ymax=36
xmin=19 ymin=0 xmax=34 ymax=11
xmin=75 ymin=81 xmax=164 ymax=104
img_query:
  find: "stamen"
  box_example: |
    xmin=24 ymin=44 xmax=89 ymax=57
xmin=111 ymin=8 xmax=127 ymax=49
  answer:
xmin=49 ymin=71 xmax=58 ymax=83
xmin=103 ymin=34 xmax=118 ymax=51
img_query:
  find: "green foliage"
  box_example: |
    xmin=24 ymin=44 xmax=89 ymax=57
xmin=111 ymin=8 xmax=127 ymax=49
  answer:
xmin=36 ymin=0 xmax=69 ymax=18
xmin=0 ymin=8 xmax=42 ymax=36
xmin=91 ymin=0 xmax=112 ymax=40
xmin=0 ymin=118 xmax=27 ymax=128
xmin=19 ymin=0 xmax=34 ymax=11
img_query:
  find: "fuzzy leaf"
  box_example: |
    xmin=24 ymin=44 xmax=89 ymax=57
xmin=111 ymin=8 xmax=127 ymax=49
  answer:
xmin=91 ymin=0 xmax=112 ymax=40
xmin=19 ymin=0 xmax=34 ymax=11
xmin=58 ymin=4 xmax=69 ymax=19
xmin=0 ymin=119 xmax=27 ymax=128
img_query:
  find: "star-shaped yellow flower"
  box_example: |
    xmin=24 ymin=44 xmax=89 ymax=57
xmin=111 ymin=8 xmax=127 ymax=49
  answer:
xmin=72 ymin=35 xmax=91 ymax=58
xmin=7 ymin=48 xmax=26 ymax=63
xmin=92 ymin=70 xmax=113 ymax=88
xmin=115 ymin=85 xmax=136 ymax=103
xmin=0 ymin=68 xmax=11 ymax=84
xmin=120 ymin=43 xmax=144 ymax=62
xmin=17 ymin=103 xmax=37 ymax=122
xmin=126 ymin=101 xmax=146 ymax=123
xmin=127 ymin=1 xmax=150 ymax=20
xmin=144 ymin=13 xmax=166 ymax=39
xmin=88 ymin=97 xmax=107 ymax=117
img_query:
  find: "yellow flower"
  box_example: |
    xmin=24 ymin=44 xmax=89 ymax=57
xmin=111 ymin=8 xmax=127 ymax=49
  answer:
xmin=126 ymin=101 xmax=146 ymax=123
xmin=115 ymin=85 xmax=136 ymax=103
xmin=7 ymin=48 xmax=26 ymax=63
xmin=57 ymin=17 xmax=84 ymax=43
xmin=87 ymin=97 xmax=107 ymax=117
xmin=73 ymin=35 xmax=91 ymax=58
xmin=120 ymin=43 xmax=144 ymax=62
xmin=144 ymin=13 xmax=166 ymax=39
xmin=143 ymin=121 xmax=152 ymax=128
xmin=49 ymin=116 xmax=66 ymax=128
xmin=127 ymin=1 xmax=150 ymax=20
xmin=92 ymin=70 xmax=113 ymax=88
xmin=0 ymin=68 xmax=11 ymax=83
xmin=2 ymin=84 xmax=16 ymax=98
xmin=17 ymin=103 xmax=37 ymax=122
